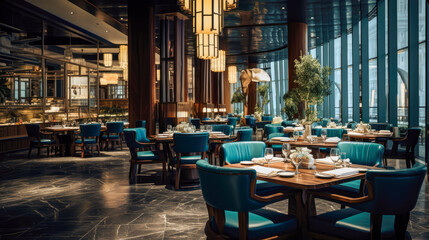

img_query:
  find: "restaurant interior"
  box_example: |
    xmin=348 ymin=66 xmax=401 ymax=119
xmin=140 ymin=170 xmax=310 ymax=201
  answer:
xmin=0 ymin=0 xmax=428 ymax=239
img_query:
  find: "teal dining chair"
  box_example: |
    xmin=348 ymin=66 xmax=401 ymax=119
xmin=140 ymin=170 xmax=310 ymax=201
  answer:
xmin=261 ymin=115 xmax=273 ymax=122
xmin=196 ymin=160 xmax=297 ymax=240
xmin=135 ymin=120 xmax=146 ymax=128
xmin=211 ymin=124 xmax=233 ymax=136
xmin=25 ymin=124 xmax=56 ymax=158
xmin=227 ymin=117 xmax=238 ymax=132
xmin=124 ymin=128 xmax=164 ymax=184
xmin=73 ymin=124 xmax=101 ymax=158
xmin=264 ymin=124 xmax=283 ymax=139
xmin=221 ymin=141 xmax=292 ymax=196
xmin=190 ymin=118 xmax=201 ymax=129
xmin=172 ymin=132 xmax=209 ymax=190
xmin=102 ymin=122 xmax=124 ymax=150
xmin=267 ymin=132 xmax=289 ymax=154
xmin=308 ymin=163 xmax=426 ymax=240
xmin=384 ymin=128 xmax=421 ymax=168
xmin=236 ymin=128 xmax=253 ymax=141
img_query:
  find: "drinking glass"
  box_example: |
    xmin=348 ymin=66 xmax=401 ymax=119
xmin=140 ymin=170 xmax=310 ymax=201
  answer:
xmin=330 ymin=148 xmax=340 ymax=168
xmin=293 ymin=131 xmax=299 ymax=142
xmin=340 ymin=152 xmax=348 ymax=167
xmin=321 ymin=128 xmax=327 ymax=140
xmin=291 ymin=152 xmax=303 ymax=174
xmin=282 ymin=143 xmax=291 ymax=170
xmin=167 ymin=124 xmax=172 ymax=132
xmin=207 ymin=125 xmax=213 ymax=132
xmin=264 ymin=148 xmax=274 ymax=167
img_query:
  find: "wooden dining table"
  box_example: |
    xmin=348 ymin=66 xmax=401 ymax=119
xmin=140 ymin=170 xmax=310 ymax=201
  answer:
xmin=201 ymin=119 xmax=228 ymax=124
xmin=266 ymin=139 xmax=339 ymax=158
xmin=226 ymin=161 xmax=378 ymax=238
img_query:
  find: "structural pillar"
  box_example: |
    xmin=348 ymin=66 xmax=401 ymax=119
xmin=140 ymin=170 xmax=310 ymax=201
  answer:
xmin=246 ymin=62 xmax=257 ymax=115
xmin=128 ymin=0 xmax=156 ymax=134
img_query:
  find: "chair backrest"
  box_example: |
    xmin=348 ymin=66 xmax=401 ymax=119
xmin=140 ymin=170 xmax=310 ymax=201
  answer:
xmin=190 ymin=118 xmax=201 ymax=129
xmin=227 ymin=117 xmax=238 ymax=126
xmin=135 ymin=120 xmax=146 ymax=128
xmin=403 ymin=128 xmax=422 ymax=150
xmin=222 ymin=141 xmax=265 ymax=164
xmin=237 ymin=128 xmax=253 ymax=141
xmin=123 ymin=128 xmax=150 ymax=149
xmin=312 ymin=128 xmax=344 ymax=138
xmin=337 ymin=142 xmax=384 ymax=167
xmin=255 ymin=121 xmax=270 ymax=129
xmin=203 ymin=117 xmax=210 ymax=120
xmin=262 ymin=116 xmax=273 ymax=122
xmin=321 ymin=118 xmax=330 ymax=127
xmin=106 ymin=122 xmax=124 ymax=134
xmin=173 ymin=132 xmax=209 ymax=153
xmin=369 ymin=123 xmax=393 ymax=131
xmin=356 ymin=163 xmax=427 ymax=215
xmin=346 ymin=122 xmax=357 ymax=129
xmin=268 ymin=132 xmax=289 ymax=140
xmin=264 ymin=124 xmax=283 ymax=136
xmin=330 ymin=118 xmax=339 ymax=124
xmin=248 ymin=117 xmax=256 ymax=128
xmin=227 ymin=113 xmax=234 ymax=117
xmin=197 ymin=160 xmax=266 ymax=212
xmin=79 ymin=124 xmax=101 ymax=138
xmin=281 ymin=120 xmax=296 ymax=127
xmin=212 ymin=124 xmax=233 ymax=135
xmin=25 ymin=124 xmax=41 ymax=138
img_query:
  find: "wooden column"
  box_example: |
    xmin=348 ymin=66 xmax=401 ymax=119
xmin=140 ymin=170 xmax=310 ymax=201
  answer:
xmin=287 ymin=22 xmax=308 ymax=91
xmin=128 ymin=1 xmax=156 ymax=134
xmin=224 ymin=70 xmax=231 ymax=113
xmin=246 ymin=62 xmax=258 ymax=115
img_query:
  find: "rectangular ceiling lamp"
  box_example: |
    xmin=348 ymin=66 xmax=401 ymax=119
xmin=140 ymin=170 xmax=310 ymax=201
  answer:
xmin=196 ymin=33 xmax=219 ymax=59
xmin=211 ymin=50 xmax=225 ymax=72
xmin=118 ymin=45 xmax=128 ymax=68
xmin=224 ymin=0 xmax=238 ymax=11
xmin=193 ymin=0 xmax=222 ymax=35
xmin=178 ymin=0 xmax=192 ymax=14
xmin=228 ymin=65 xmax=237 ymax=83
xmin=103 ymin=53 xmax=112 ymax=67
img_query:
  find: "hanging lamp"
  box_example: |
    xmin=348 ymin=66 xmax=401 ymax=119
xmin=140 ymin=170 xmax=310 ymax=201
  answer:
xmin=118 ymin=45 xmax=128 ymax=68
xmin=228 ymin=65 xmax=237 ymax=83
xmin=196 ymin=33 xmax=219 ymax=59
xmin=211 ymin=50 xmax=225 ymax=72
xmin=103 ymin=53 xmax=112 ymax=67
xmin=193 ymin=0 xmax=223 ymax=35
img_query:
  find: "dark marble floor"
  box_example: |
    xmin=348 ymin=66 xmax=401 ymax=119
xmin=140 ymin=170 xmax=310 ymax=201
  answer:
xmin=0 ymin=149 xmax=428 ymax=239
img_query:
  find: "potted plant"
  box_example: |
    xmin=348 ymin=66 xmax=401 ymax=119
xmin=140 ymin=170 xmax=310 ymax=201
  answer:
xmin=254 ymin=83 xmax=270 ymax=116
xmin=231 ymin=87 xmax=246 ymax=112
xmin=282 ymin=90 xmax=298 ymax=120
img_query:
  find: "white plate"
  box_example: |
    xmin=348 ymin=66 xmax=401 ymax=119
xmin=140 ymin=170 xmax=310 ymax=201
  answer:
xmin=355 ymin=168 xmax=368 ymax=173
xmin=277 ymin=171 xmax=295 ymax=177
xmin=315 ymin=172 xmax=334 ymax=179
xmin=240 ymin=161 xmax=254 ymax=165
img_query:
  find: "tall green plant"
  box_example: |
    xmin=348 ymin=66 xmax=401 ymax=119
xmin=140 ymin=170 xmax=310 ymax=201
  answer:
xmin=255 ymin=83 xmax=269 ymax=114
xmin=282 ymin=90 xmax=298 ymax=120
xmin=293 ymin=54 xmax=332 ymax=122
xmin=231 ymin=87 xmax=246 ymax=113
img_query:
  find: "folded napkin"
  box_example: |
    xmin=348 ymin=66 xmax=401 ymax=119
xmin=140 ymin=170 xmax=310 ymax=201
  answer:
xmin=211 ymin=131 xmax=223 ymax=134
xmin=315 ymin=158 xmax=334 ymax=165
xmin=379 ymin=130 xmax=392 ymax=134
xmin=322 ymin=168 xmax=359 ymax=178
xmin=286 ymin=126 xmax=294 ymax=129
xmin=348 ymin=132 xmax=364 ymax=136
xmin=271 ymin=137 xmax=291 ymax=142
xmin=252 ymin=157 xmax=284 ymax=165
xmin=325 ymin=137 xmax=341 ymax=143
xmin=314 ymin=126 xmax=323 ymax=129
xmin=294 ymin=127 xmax=304 ymax=130
xmin=248 ymin=165 xmax=281 ymax=177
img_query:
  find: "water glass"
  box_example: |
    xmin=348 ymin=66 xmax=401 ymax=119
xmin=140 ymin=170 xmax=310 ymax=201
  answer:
xmin=293 ymin=131 xmax=299 ymax=142
xmin=207 ymin=125 xmax=213 ymax=132
xmin=340 ymin=152 xmax=347 ymax=167
xmin=330 ymin=148 xmax=340 ymax=168
xmin=321 ymin=128 xmax=327 ymax=140
xmin=291 ymin=153 xmax=303 ymax=174
xmin=282 ymin=143 xmax=291 ymax=170
xmin=167 ymin=124 xmax=172 ymax=132
xmin=264 ymin=148 xmax=274 ymax=167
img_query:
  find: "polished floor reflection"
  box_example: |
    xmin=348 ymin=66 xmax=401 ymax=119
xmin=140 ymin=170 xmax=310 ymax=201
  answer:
xmin=0 ymin=150 xmax=428 ymax=239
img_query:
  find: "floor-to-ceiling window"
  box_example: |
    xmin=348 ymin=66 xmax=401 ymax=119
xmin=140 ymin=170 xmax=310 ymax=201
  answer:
xmin=369 ymin=15 xmax=378 ymax=122
xmin=334 ymin=37 xmax=341 ymax=120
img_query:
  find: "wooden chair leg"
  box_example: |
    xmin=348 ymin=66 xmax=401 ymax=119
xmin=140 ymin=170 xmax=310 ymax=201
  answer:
xmin=27 ymin=146 xmax=32 ymax=158
xmin=129 ymin=163 xmax=137 ymax=184
xmin=238 ymin=212 xmax=249 ymax=240
xmin=394 ymin=213 xmax=410 ymax=239
xmin=97 ymin=143 xmax=100 ymax=155
xmin=370 ymin=213 xmax=382 ymax=240
xmin=175 ymin=167 xmax=181 ymax=190
xmin=406 ymin=158 xmax=411 ymax=168
xmin=120 ymin=139 xmax=123 ymax=150
xmin=37 ymin=147 xmax=41 ymax=158
xmin=47 ymin=147 xmax=50 ymax=157
xmin=81 ymin=146 xmax=85 ymax=158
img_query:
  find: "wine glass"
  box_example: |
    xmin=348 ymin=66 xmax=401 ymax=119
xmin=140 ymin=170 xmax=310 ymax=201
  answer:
xmin=321 ymin=128 xmax=327 ymax=141
xmin=340 ymin=152 xmax=347 ymax=167
xmin=207 ymin=125 xmax=213 ymax=132
xmin=293 ymin=130 xmax=299 ymax=142
xmin=264 ymin=148 xmax=274 ymax=168
xmin=282 ymin=143 xmax=291 ymax=170
xmin=291 ymin=152 xmax=303 ymax=174
xmin=167 ymin=124 xmax=172 ymax=132
xmin=330 ymin=148 xmax=340 ymax=169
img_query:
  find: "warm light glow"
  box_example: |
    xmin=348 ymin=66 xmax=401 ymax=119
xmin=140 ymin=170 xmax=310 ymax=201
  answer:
xmin=196 ymin=33 xmax=219 ymax=59
xmin=228 ymin=65 xmax=237 ymax=84
xmin=223 ymin=0 xmax=238 ymax=11
xmin=177 ymin=111 xmax=189 ymax=118
xmin=211 ymin=50 xmax=225 ymax=72
xmin=214 ymin=108 xmax=219 ymax=112
xmin=123 ymin=67 xmax=128 ymax=81
xmin=103 ymin=53 xmax=112 ymax=67
xmin=193 ymin=0 xmax=222 ymax=35
xmin=101 ymin=73 xmax=119 ymax=85
xmin=119 ymin=45 xmax=128 ymax=68
xmin=178 ymin=0 xmax=192 ymax=14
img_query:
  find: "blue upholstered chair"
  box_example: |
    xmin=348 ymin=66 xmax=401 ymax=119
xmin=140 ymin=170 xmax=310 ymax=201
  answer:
xmin=227 ymin=117 xmax=239 ymax=132
xmin=124 ymin=128 xmax=163 ymax=184
xmin=102 ymin=122 xmax=124 ymax=150
xmin=25 ymin=124 xmax=56 ymax=158
xmin=212 ymin=124 xmax=233 ymax=136
xmin=319 ymin=142 xmax=385 ymax=198
xmin=237 ymin=128 xmax=253 ymax=141
xmin=308 ymin=163 xmax=426 ymax=240
xmin=74 ymin=124 xmax=101 ymax=158
xmin=384 ymin=128 xmax=421 ymax=168
xmin=264 ymin=124 xmax=283 ymax=139
xmin=261 ymin=115 xmax=273 ymax=122
xmin=281 ymin=120 xmax=296 ymax=127
xmin=135 ymin=120 xmax=146 ymax=128
xmin=221 ymin=141 xmax=292 ymax=195
xmin=267 ymin=133 xmax=289 ymax=154
xmin=321 ymin=118 xmax=330 ymax=127
xmin=312 ymin=128 xmax=344 ymax=138
xmin=190 ymin=118 xmax=201 ymax=130
xmin=173 ymin=132 xmax=209 ymax=189
xmin=248 ymin=117 xmax=257 ymax=129
xmin=227 ymin=113 xmax=234 ymax=117
xmin=203 ymin=117 xmax=210 ymax=121
xmin=369 ymin=123 xmax=394 ymax=131
xmin=346 ymin=121 xmax=358 ymax=129
xmin=197 ymin=160 xmax=297 ymax=240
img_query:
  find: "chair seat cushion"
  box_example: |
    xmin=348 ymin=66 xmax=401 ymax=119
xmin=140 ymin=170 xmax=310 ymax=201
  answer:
xmin=75 ymin=138 xmax=97 ymax=144
xmin=319 ymin=180 xmax=362 ymax=197
xmin=32 ymin=139 xmax=55 ymax=144
xmin=173 ymin=155 xmax=208 ymax=165
xmin=320 ymin=147 xmax=331 ymax=153
xmin=309 ymin=208 xmax=410 ymax=240
xmin=256 ymin=180 xmax=292 ymax=196
xmin=137 ymin=151 xmax=159 ymax=160
xmin=211 ymin=209 xmax=296 ymax=240
xmin=102 ymin=135 xmax=120 ymax=139
xmin=272 ymin=144 xmax=282 ymax=152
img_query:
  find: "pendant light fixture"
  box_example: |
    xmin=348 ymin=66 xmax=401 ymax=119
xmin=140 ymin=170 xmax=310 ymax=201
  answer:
xmin=178 ymin=0 xmax=192 ymax=14
xmin=211 ymin=50 xmax=225 ymax=72
xmin=118 ymin=45 xmax=128 ymax=68
xmin=224 ymin=0 xmax=238 ymax=11
xmin=228 ymin=65 xmax=237 ymax=83
xmin=196 ymin=33 xmax=219 ymax=59
xmin=103 ymin=53 xmax=112 ymax=67
xmin=193 ymin=0 xmax=223 ymax=35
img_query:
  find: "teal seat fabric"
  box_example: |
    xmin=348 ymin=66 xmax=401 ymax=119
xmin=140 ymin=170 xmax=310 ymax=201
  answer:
xmin=267 ymin=133 xmax=289 ymax=152
xmin=310 ymin=164 xmax=427 ymax=239
xmin=222 ymin=142 xmax=266 ymax=164
xmin=78 ymin=124 xmax=101 ymax=138
xmin=227 ymin=117 xmax=238 ymax=130
xmin=135 ymin=120 xmax=146 ymax=128
xmin=211 ymin=124 xmax=233 ymax=136
xmin=32 ymin=139 xmax=54 ymax=144
xmin=211 ymin=209 xmax=297 ymax=240
xmin=123 ymin=128 xmax=156 ymax=159
xmin=255 ymin=121 xmax=270 ymax=130
xmin=312 ymin=128 xmax=344 ymax=138
xmin=248 ymin=117 xmax=257 ymax=128
xmin=261 ymin=116 xmax=273 ymax=122
xmin=102 ymin=135 xmax=120 ymax=139
xmin=347 ymin=122 xmax=358 ymax=129
xmin=75 ymin=138 xmax=97 ymax=144
xmin=137 ymin=151 xmax=159 ymax=160
xmin=264 ymin=124 xmax=283 ymax=138
xmin=105 ymin=122 xmax=124 ymax=134
xmin=237 ymin=128 xmax=253 ymax=141
xmin=281 ymin=120 xmax=296 ymax=127
xmin=173 ymin=155 xmax=207 ymax=164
